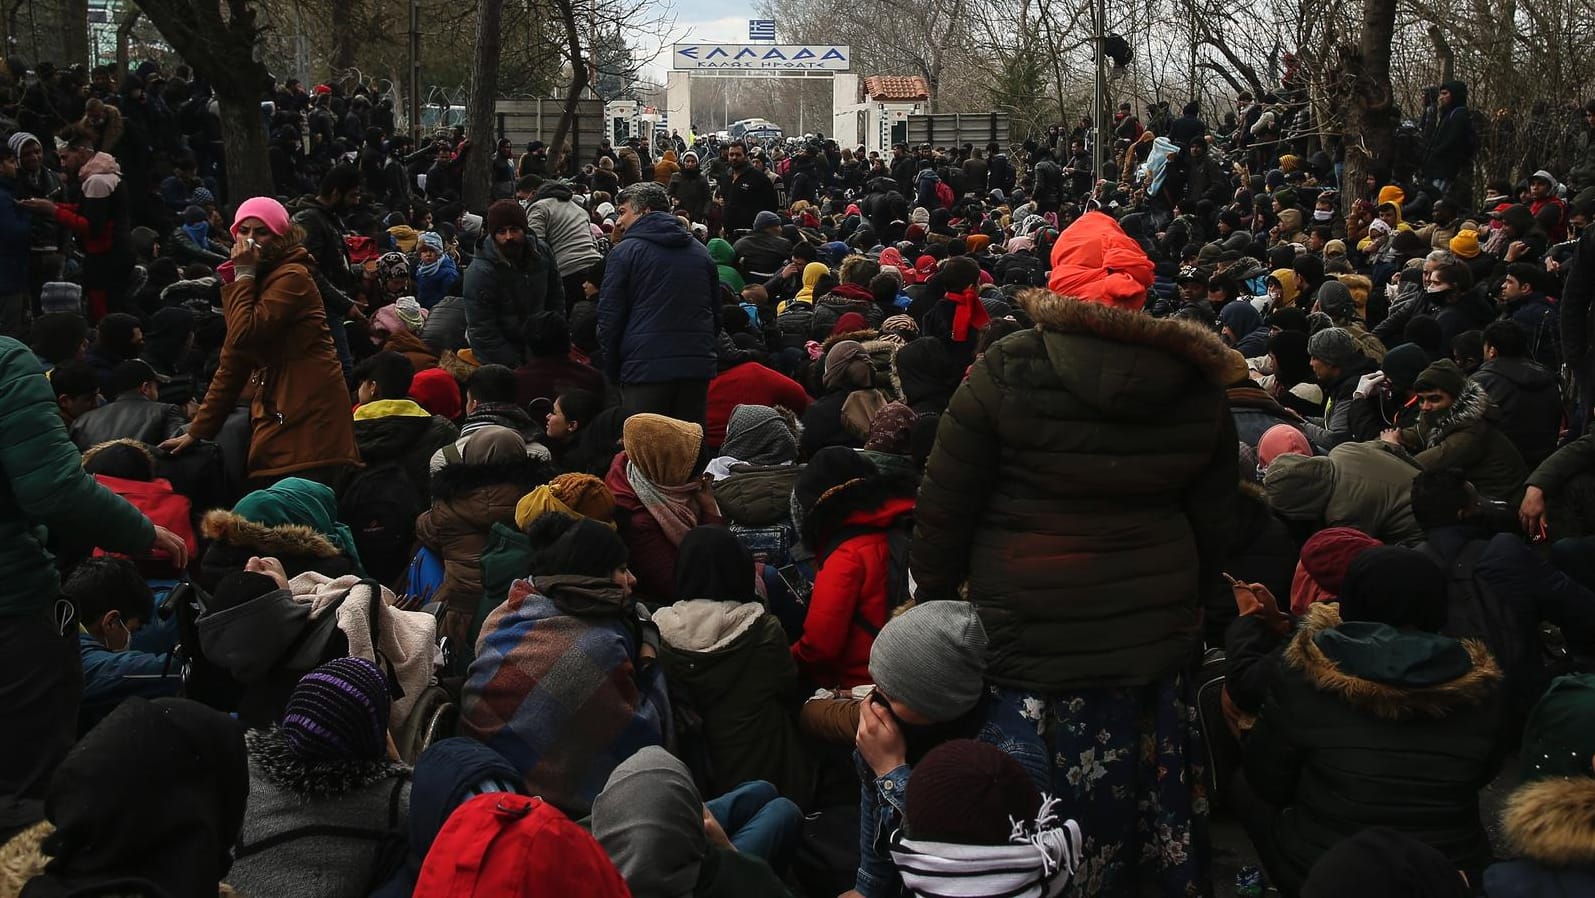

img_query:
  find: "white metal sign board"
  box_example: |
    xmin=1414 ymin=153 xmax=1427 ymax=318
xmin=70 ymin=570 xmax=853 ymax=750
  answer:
xmin=671 ymin=44 xmax=851 ymax=72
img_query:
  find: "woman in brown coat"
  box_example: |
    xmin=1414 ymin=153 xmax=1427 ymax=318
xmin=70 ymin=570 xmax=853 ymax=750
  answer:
xmin=415 ymin=426 xmax=551 ymax=651
xmin=162 ymin=197 xmax=360 ymax=487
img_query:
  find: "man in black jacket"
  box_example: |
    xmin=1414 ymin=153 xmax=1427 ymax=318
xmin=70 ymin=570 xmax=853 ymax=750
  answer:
xmin=289 ymin=164 xmax=361 ymax=380
xmin=69 ymin=359 xmax=187 ymax=450
xmin=1473 ymin=320 xmax=1562 ymax=467
xmin=721 ymin=142 xmax=779 ymax=235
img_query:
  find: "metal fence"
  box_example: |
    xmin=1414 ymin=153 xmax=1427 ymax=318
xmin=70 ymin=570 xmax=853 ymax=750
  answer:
xmin=904 ymin=112 xmax=1011 ymax=149
xmin=494 ymin=97 xmax=606 ymax=161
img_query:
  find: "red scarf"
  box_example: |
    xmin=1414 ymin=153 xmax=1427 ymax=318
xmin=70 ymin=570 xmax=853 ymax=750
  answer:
xmin=949 ymin=286 xmax=991 ymax=341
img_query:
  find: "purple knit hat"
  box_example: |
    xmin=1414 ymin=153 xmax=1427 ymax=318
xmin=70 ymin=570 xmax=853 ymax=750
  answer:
xmin=282 ymin=656 xmax=390 ymax=761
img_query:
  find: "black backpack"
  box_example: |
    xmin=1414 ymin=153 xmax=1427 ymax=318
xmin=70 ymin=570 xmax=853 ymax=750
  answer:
xmin=828 ymin=514 xmax=915 ymax=637
xmin=338 ymin=461 xmax=426 ymax=586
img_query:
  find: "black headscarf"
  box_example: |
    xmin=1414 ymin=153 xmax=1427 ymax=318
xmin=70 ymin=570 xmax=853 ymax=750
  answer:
xmin=32 ymin=697 xmax=247 ymax=898
xmin=674 ymin=525 xmax=756 ymax=603
xmin=1338 ymin=546 xmax=1449 ymax=632
xmin=1301 ymin=828 xmax=1469 ymax=898
xmin=95 ymin=313 xmax=143 ymax=361
xmin=893 ymin=338 xmax=959 ymax=413
xmin=1267 ymin=329 xmax=1314 ymax=388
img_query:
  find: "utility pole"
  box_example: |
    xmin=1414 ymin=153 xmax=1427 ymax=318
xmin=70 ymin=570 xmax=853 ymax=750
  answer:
xmin=1090 ymin=0 xmax=1106 ymax=185
xmin=408 ymin=0 xmax=421 ymax=139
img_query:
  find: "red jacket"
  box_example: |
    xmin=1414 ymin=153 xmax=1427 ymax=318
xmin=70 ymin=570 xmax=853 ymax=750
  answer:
xmin=92 ymin=475 xmax=195 ymax=575
xmin=706 ymin=361 xmax=812 ymax=448
xmin=604 ymin=452 xmax=723 ymax=604
xmin=791 ymin=492 xmax=915 ymax=688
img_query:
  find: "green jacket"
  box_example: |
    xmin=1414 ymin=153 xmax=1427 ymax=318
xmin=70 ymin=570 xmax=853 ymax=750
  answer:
xmin=1398 ymin=381 xmax=1527 ymax=502
xmin=471 ymin=522 xmax=532 ymax=654
xmin=910 ymin=292 xmax=1241 ymax=691
xmin=1528 ymin=432 xmax=1595 ymax=493
xmin=0 ymin=337 xmax=152 ymax=616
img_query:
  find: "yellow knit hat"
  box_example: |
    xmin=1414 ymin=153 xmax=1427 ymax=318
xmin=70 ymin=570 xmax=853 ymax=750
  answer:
xmin=1449 ymin=229 xmax=1481 ymax=259
xmin=514 ymin=473 xmax=616 ymax=530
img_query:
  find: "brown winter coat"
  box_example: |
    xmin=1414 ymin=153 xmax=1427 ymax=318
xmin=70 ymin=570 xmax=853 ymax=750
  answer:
xmin=911 ymin=289 xmax=1242 ymax=691
xmin=188 ymin=244 xmax=361 ymax=480
xmin=415 ymin=455 xmax=548 ymax=649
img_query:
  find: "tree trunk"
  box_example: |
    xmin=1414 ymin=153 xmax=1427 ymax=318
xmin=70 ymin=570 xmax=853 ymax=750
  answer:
xmin=331 ymin=1 xmax=356 ymax=74
xmin=1426 ymin=24 xmax=1453 ymax=86
xmin=462 ymin=0 xmax=504 ymax=211
xmin=61 ymin=0 xmax=88 ymax=67
xmin=217 ymin=91 xmax=274 ymax=200
xmin=1339 ymin=0 xmax=1397 ymax=213
xmin=115 ymin=5 xmax=141 ymax=86
xmin=547 ymin=0 xmax=587 ymax=176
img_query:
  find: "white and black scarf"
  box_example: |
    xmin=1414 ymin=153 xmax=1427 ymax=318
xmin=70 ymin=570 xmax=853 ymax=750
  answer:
xmin=889 ymin=795 xmax=1083 ymax=898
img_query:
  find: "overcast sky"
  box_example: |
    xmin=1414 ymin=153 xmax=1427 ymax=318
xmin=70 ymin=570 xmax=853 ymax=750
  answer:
xmin=633 ymin=2 xmax=778 ymax=84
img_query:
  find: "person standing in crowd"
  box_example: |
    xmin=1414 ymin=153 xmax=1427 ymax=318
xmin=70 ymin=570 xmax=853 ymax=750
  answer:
xmin=911 ymin=212 xmax=1236 ymax=895
xmin=0 ymin=141 xmax=32 ymax=338
xmin=21 ymin=135 xmax=132 ymax=322
xmin=525 ymin=178 xmax=603 ymax=314
xmin=0 ymin=335 xmax=188 ymax=839
xmin=464 ymin=199 xmax=564 ymax=367
xmin=288 ymin=164 xmax=363 ymax=379
xmin=721 ymin=141 xmax=780 ymax=234
xmin=161 ymin=197 xmax=360 ymax=489
xmin=598 ymin=183 xmax=719 ymax=424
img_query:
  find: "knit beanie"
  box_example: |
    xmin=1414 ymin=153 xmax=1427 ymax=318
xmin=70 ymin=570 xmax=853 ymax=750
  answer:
xmin=1338 ymin=546 xmax=1449 ymax=632
xmin=1306 ymin=327 xmax=1362 ymax=368
xmin=1519 ymin=673 xmax=1595 ymax=782
xmin=393 ymin=297 xmax=426 ymax=333
xmin=183 ymin=204 xmax=208 ymax=225
xmin=1381 ymin=343 xmax=1430 ymax=391
xmin=864 ymin=401 xmax=918 ymax=454
xmin=409 ymin=367 xmax=463 ymax=420
xmin=1257 ymin=424 xmax=1312 ymax=468
xmin=720 ymin=404 xmax=798 ymax=466
xmin=823 ymin=340 xmax=871 ymax=392
xmin=623 ymin=413 xmax=704 ymax=487
xmin=281 ymin=656 xmax=391 ymax=762
xmin=418 ymin=230 xmax=445 ymax=254
xmin=1449 ymin=229 xmax=1481 ymax=259
xmin=868 ymin=600 xmax=989 ymax=723
xmin=515 ymin=474 xmax=617 ymax=530
xmin=882 ymin=314 xmax=919 ymax=336
xmin=231 ymin=196 xmax=291 ymax=238
xmin=753 ymin=210 xmax=782 ymax=230
xmin=485 ymin=199 xmax=528 ymax=235
xmin=905 ymin=739 xmax=1041 ymax=845
xmin=1413 ymin=359 xmax=1469 ymax=398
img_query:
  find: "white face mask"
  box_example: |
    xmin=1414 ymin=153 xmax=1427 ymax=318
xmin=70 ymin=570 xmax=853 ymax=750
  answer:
xmin=1424 ymin=283 xmax=1449 ymax=294
xmin=108 ymin=616 xmax=132 ymax=653
xmin=1313 ymin=209 xmax=1334 ymax=221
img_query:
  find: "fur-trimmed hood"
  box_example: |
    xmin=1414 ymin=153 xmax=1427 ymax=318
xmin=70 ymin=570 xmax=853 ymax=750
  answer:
xmin=1500 ymin=777 xmax=1595 ymax=867
xmin=1 ymin=823 xmax=242 ymax=898
xmin=802 ymin=474 xmax=917 ymax=556
xmin=201 ymin=509 xmax=343 ymax=558
xmin=1015 ymin=288 xmax=1248 ymax=385
xmin=80 ymin=437 xmax=156 ymax=470
xmin=1285 ymin=603 xmax=1502 ymax=720
xmin=427 ymin=457 xmax=551 ymax=504
xmin=1418 ymin=381 xmax=1492 ymax=448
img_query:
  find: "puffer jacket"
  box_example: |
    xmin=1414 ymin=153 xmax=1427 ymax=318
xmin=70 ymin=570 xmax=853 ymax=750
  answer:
xmin=668 ymin=167 xmax=713 ymax=222
xmin=415 ymin=455 xmax=548 ymax=651
xmin=715 ymin=464 xmax=802 ymax=527
xmin=1398 ymin=381 xmax=1528 ymax=501
xmin=655 ymin=599 xmax=809 ymax=800
xmin=462 ymin=233 xmax=563 ymax=367
xmin=597 ymin=211 xmax=720 ymax=385
xmin=792 ymin=478 xmax=916 ymax=688
xmin=810 ymin=284 xmax=884 ymax=337
xmin=186 ymin=245 xmax=360 ymax=480
xmin=1263 ymin=440 xmax=1425 ymax=544
xmin=0 ymin=338 xmax=153 ymax=616
xmin=352 ymin=400 xmax=460 ymax=504
xmin=1243 ymin=603 xmax=1502 ymax=894
xmin=525 ymin=182 xmax=602 ymax=278
xmin=911 ymin=290 xmax=1240 ymax=691
xmin=1472 ymin=356 xmax=1562 ymax=468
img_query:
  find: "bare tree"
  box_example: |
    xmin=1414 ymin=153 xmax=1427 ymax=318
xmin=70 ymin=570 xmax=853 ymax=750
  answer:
xmin=134 ymin=0 xmax=275 ymax=201
xmin=1337 ymin=0 xmax=1397 ymax=212
xmin=461 ymin=0 xmax=504 ymax=210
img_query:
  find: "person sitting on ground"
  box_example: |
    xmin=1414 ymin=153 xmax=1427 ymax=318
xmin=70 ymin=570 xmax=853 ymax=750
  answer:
xmin=1262 ymin=435 xmax=1425 ymax=545
xmin=416 ymin=425 xmax=551 ymax=656
xmin=368 ymin=297 xmax=438 ymax=373
xmin=1382 ymin=359 xmax=1527 ymax=502
xmin=441 ymin=362 xmax=546 ymax=446
xmin=0 ymin=697 xmax=247 ymax=898
xmin=370 ymin=738 xmax=527 ymax=898
xmin=888 ymin=740 xmax=1083 ymax=898
xmin=413 ymin=231 xmax=460 ymax=310
xmin=1234 ymin=547 xmax=1503 ymax=896
xmin=1483 ymin=673 xmax=1595 ymax=897
xmin=801 ymin=340 xmax=877 ymax=458
xmin=654 ymin=526 xmax=808 ymax=800
xmin=65 ymin=556 xmax=182 ymax=734
xmin=229 ymin=657 xmax=412 ymax=898
xmin=461 ymin=512 xmax=668 ymax=816
xmin=69 ymin=359 xmax=188 ymax=450
xmin=919 ymin=256 xmax=989 ymax=369
xmin=80 ymin=438 xmax=197 ymax=574
xmin=352 ymin=350 xmax=461 ymax=503
xmin=592 ymin=746 xmax=801 ymax=898
xmin=1472 ymin=319 xmax=1562 ymax=468
xmin=604 ymin=413 xmax=722 ymax=604
xmin=198 ymin=477 xmax=364 ymax=589
xmin=1308 ymin=326 xmax=1381 ymax=446
xmin=789 ymin=447 xmax=915 ymax=688
xmin=705 ymin=337 xmax=811 ymax=450
xmin=514 ymin=310 xmax=606 ymax=408
xmin=542 ymin=387 xmax=608 ymax=473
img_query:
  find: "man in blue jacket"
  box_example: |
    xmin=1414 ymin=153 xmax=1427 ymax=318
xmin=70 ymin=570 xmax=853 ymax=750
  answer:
xmin=598 ymin=183 xmax=720 ymax=425
xmin=0 ymin=142 xmax=34 ymax=338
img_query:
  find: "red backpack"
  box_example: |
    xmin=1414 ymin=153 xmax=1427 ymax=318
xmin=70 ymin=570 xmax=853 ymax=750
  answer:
xmin=413 ymin=794 xmax=632 ymax=897
xmin=935 ymin=179 xmax=955 ymax=210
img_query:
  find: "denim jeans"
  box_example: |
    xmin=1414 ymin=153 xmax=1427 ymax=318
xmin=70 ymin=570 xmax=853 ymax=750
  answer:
xmin=706 ymin=779 xmax=802 ymax=875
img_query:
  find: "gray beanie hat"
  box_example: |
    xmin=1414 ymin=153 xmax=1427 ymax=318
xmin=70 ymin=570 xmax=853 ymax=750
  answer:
xmin=869 ymin=601 xmax=988 ymax=723
xmin=1306 ymin=326 xmax=1363 ymax=369
xmin=592 ymin=746 xmax=705 ymax=898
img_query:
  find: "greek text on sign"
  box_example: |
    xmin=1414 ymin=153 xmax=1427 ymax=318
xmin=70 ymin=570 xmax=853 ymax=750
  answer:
xmin=672 ymin=44 xmax=851 ymax=72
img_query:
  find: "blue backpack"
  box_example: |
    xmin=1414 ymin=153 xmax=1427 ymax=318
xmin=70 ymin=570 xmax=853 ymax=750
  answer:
xmin=402 ymin=545 xmax=447 ymax=612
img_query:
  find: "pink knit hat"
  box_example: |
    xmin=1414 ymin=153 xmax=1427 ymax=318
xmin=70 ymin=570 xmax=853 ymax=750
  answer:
xmin=1258 ymin=423 xmax=1313 ymax=468
xmin=231 ymin=196 xmax=292 ymax=238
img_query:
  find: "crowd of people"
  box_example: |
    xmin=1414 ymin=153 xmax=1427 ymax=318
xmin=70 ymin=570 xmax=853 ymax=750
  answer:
xmin=7 ymin=54 xmax=1595 ymax=898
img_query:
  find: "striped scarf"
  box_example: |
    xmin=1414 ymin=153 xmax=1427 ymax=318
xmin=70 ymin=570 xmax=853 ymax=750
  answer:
xmin=889 ymin=796 xmax=1082 ymax=898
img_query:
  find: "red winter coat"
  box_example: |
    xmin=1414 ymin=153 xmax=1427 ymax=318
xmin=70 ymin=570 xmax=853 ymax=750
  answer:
xmin=92 ymin=474 xmax=195 ymax=575
xmin=792 ymin=489 xmax=915 ymax=688
xmin=705 ymin=361 xmax=812 ymax=449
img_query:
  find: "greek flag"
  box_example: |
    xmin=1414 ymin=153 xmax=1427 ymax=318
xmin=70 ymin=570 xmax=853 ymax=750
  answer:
xmin=749 ymin=19 xmax=776 ymax=40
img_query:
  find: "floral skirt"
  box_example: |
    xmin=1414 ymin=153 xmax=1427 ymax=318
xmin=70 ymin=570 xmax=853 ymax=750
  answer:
xmin=984 ymin=672 xmax=1210 ymax=897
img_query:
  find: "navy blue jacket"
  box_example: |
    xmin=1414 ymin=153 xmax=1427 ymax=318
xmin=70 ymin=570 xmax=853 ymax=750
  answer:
xmin=0 ymin=176 xmax=32 ymax=295
xmin=597 ymin=211 xmax=720 ymax=384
